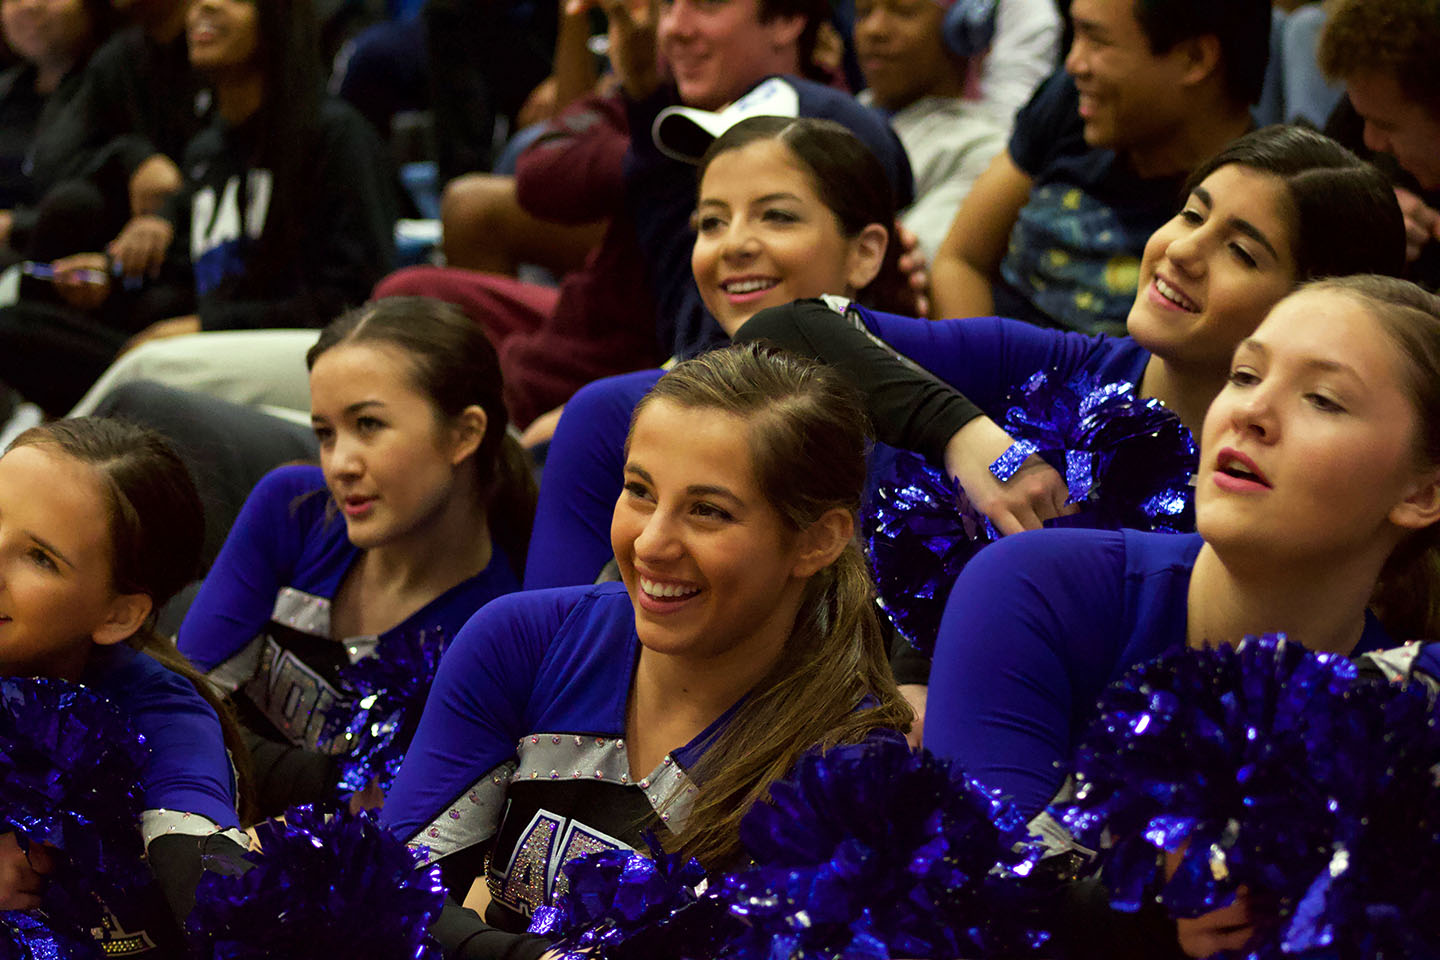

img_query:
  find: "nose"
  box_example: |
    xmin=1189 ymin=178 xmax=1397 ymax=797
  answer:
xmin=325 ymin=431 xmax=365 ymax=480
xmin=856 ymin=7 xmax=887 ymax=42
xmin=659 ymin=0 xmax=695 ymax=41
xmin=719 ymin=218 xmax=762 ymax=263
xmin=1063 ymin=37 xmax=1088 ymax=79
xmin=1163 ymin=224 xmax=1208 ymax=278
xmin=1227 ymin=382 xmax=1279 ymax=442
xmin=632 ymin=507 xmax=684 ymax=565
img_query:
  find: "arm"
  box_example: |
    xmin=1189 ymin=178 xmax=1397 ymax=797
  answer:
xmin=176 ymin=466 xmax=315 ymax=679
xmin=923 ymin=529 xmax=1127 ymax=815
xmin=929 ymin=148 xmax=1033 ymax=319
xmin=514 ymin=93 xmax=630 ymax=225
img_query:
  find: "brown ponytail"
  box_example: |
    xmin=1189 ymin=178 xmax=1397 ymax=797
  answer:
xmin=629 ymin=345 xmax=912 ymax=869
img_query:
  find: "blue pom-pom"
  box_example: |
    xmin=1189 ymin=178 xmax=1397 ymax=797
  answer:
xmin=1059 ymin=635 xmax=1364 ymax=927
xmin=863 ymin=373 xmax=1195 ymax=652
xmin=716 ymin=736 xmax=1048 ymax=959
xmin=527 ymin=833 xmax=709 ymax=959
xmin=323 ymin=628 xmax=450 ymax=796
xmin=0 ymin=677 xmax=150 ymax=959
xmin=187 ymin=806 xmax=445 ymax=959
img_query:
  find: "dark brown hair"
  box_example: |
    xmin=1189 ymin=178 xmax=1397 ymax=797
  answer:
xmin=9 ymin=417 xmax=255 ymax=820
xmin=307 ymin=296 xmax=537 ymax=577
xmin=698 ymin=116 xmax=916 ymax=316
xmin=1319 ymin=0 xmax=1440 ymax=113
xmin=627 ymin=344 xmax=911 ymax=868
xmin=1303 ymin=275 xmax=1440 ymax=640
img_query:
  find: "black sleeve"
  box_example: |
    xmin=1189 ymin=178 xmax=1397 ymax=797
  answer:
xmin=731 ymin=299 xmax=984 ymax=465
xmin=146 ymin=830 xmax=251 ymax=927
xmin=433 ymin=898 xmax=554 ymax=960
xmin=889 ymin=623 xmax=932 ymax=686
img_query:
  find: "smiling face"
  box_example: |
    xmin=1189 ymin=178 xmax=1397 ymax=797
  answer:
xmin=657 ymin=0 xmax=806 ymax=111
xmin=1 ymin=0 xmax=93 ymax=71
xmin=611 ymin=399 xmax=814 ymax=669
xmin=1127 ymin=163 xmax=1298 ymax=378
xmin=186 ymin=0 xmax=259 ymax=73
xmin=1196 ymin=289 xmax=1437 ymax=563
xmin=692 ymin=138 xmax=884 ymax=337
xmin=309 ymin=343 xmax=481 ymax=552
xmin=0 ymin=445 xmax=138 ymax=679
xmin=1063 ymin=0 xmax=1193 ymax=151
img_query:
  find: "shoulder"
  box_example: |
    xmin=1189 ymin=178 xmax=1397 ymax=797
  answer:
xmin=966 ymin=526 xmax=1130 ymax=587
xmin=90 ymin=647 xmax=219 ymax=732
xmin=1118 ymin=529 xmax=1203 ymax=580
xmin=246 ymin=464 xmax=329 ymax=517
xmin=457 ymin=583 xmax=633 ymax=647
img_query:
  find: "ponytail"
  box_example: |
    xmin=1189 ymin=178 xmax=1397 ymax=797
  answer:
xmin=488 ymin=432 xmax=538 ymax=580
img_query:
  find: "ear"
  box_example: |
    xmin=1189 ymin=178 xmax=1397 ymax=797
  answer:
xmin=91 ymin=593 xmax=153 ymax=647
xmin=1390 ymin=468 xmax=1440 ymax=532
xmin=764 ymin=12 xmax=808 ymax=54
xmin=790 ymin=507 xmax=855 ymax=578
xmin=1174 ymin=33 xmax=1222 ymax=89
xmin=844 ymin=223 xmax=890 ymax=294
xmin=447 ymin=405 xmax=489 ymax=467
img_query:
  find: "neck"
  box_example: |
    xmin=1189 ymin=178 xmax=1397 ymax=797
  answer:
xmin=1138 ymin=355 xmax=1227 ymax=435
xmin=33 ymin=55 xmax=77 ymax=95
xmin=216 ymin=72 xmax=265 ymax=125
xmin=360 ymin=485 xmax=494 ymax=597
xmin=1185 ymin=542 xmax=1382 ymax=656
xmin=1124 ymin=97 xmax=1252 ymax=180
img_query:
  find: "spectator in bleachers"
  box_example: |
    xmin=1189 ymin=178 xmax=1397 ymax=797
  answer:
xmin=930 ymin=0 xmax=1270 ymax=335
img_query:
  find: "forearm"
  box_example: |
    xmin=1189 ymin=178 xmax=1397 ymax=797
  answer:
xmin=930 ymin=253 xmax=996 ymax=320
xmin=433 ymin=898 xmax=554 ymax=960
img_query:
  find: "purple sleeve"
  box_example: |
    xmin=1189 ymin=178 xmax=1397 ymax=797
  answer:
xmin=131 ymin=675 xmax=241 ymax=829
xmin=523 ymin=370 xmax=663 ymax=589
xmin=923 ymin=528 xmax=1128 ymax=816
xmin=177 ymin=465 xmax=318 ymax=671
xmin=380 ymin=590 xmax=563 ymax=844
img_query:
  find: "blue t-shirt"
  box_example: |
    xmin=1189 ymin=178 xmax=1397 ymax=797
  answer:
xmin=523 ymin=303 xmax=1153 ymax=589
xmin=178 ymin=465 xmax=519 ymax=752
xmin=996 ymin=71 xmax=1185 ymax=336
xmin=924 ymin=528 xmax=1393 ymax=816
xmin=383 ymin=584 xmax=734 ymax=931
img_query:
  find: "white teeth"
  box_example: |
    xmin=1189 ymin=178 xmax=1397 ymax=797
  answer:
xmin=1155 ymin=276 xmax=1199 ymax=312
xmin=640 ymin=577 xmax=700 ymax=599
xmin=723 ymin=278 xmax=779 ymax=295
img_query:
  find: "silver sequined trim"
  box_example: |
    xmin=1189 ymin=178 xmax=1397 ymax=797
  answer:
xmin=514 ymin=734 xmax=697 ymax=834
xmin=271 ymin=586 xmax=332 ymax=637
xmin=140 ymin=809 xmax=249 ymax=849
xmin=407 ymin=760 xmax=517 ymax=865
xmin=204 ymin=635 xmax=265 ymax=693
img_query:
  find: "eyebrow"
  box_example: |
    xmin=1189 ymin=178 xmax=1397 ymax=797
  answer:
xmin=697 ymin=192 xmax=803 ymax=208
xmin=624 ymin=464 xmax=744 ymax=503
xmin=311 ymin=400 xmax=385 ymax=423
xmin=1235 ymin=339 xmax=1365 ymax=379
xmin=1190 ymin=186 xmax=1282 ymax=261
xmin=29 ymin=534 xmax=75 ymax=571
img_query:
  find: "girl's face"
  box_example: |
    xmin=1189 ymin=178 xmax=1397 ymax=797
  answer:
xmin=611 ymin=399 xmax=820 ymax=670
xmin=1127 ymin=164 xmax=1298 ymax=377
xmin=310 ymin=343 xmax=485 ymax=553
xmin=691 ymin=138 xmax=887 ymax=338
xmin=1 ymin=0 xmax=93 ymax=68
xmin=0 ymin=445 xmax=141 ymax=680
xmin=186 ymin=0 xmax=258 ymax=73
xmin=1196 ymin=289 xmax=1440 ymax=561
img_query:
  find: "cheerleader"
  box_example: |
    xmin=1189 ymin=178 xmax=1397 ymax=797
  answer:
xmin=382 ymin=346 xmax=911 ymax=959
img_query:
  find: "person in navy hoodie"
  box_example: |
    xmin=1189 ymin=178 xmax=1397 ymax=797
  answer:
xmin=0 ymin=417 xmax=245 ymax=956
xmin=178 ymin=298 xmax=534 ymax=816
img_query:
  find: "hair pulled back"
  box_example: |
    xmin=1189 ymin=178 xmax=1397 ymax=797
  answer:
xmin=307 ymin=297 xmax=537 ymax=576
xmin=1297 ymin=275 xmax=1440 ymax=641
xmin=698 ymin=116 xmax=916 ymax=316
xmin=8 ymin=417 xmax=254 ymax=818
xmin=629 ymin=343 xmax=911 ymax=868
xmin=1184 ymin=125 xmax=1406 ymax=282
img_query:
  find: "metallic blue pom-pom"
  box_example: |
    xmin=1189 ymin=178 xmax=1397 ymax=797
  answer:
xmin=323 ymin=628 xmax=450 ymax=797
xmin=1059 ymin=635 xmax=1364 ymax=931
xmin=716 ymin=736 xmax=1049 ymax=959
xmin=0 ymin=677 xmax=150 ymax=960
xmin=863 ymin=372 xmax=1196 ymax=653
xmin=187 ymin=806 xmax=445 ymax=959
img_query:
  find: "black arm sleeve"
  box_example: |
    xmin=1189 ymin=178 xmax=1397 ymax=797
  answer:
xmin=731 ymin=300 xmax=985 ymax=465
xmin=433 ymin=898 xmax=554 ymax=960
xmin=146 ymin=830 xmax=251 ymax=927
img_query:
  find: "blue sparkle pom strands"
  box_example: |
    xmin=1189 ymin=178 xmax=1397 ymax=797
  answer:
xmin=187 ymin=806 xmax=445 ymax=959
xmin=0 ymin=677 xmax=150 ymax=960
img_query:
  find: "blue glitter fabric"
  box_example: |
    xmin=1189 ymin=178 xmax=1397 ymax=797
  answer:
xmin=863 ymin=372 xmax=1195 ymax=653
xmin=716 ymin=737 xmax=1049 ymax=959
xmin=527 ymin=834 xmax=708 ymax=959
xmin=187 ymin=806 xmax=445 ymax=959
xmin=1279 ymin=676 xmax=1440 ymax=959
xmin=322 ymin=628 xmax=451 ymax=796
xmin=0 ymin=677 xmax=150 ymax=960
xmin=1059 ymin=635 xmax=1365 ymax=930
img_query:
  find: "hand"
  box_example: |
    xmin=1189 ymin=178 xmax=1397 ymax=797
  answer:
xmin=347 ymin=778 xmax=386 ymax=815
xmin=108 ymin=214 xmax=174 ymax=279
xmin=898 ymin=683 xmax=927 ymax=749
xmin=119 ymin=315 xmax=200 ymax=356
xmin=52 ymin=253 xmax=113 ymax=311
xmin=129 ymin=153 xmax=183 ymax=217
xmin=0 ymin=833 xmax=54 ymax=911
xmin=520 ymin=405 xmax=566 ymax=448
xmin=0 ymin=209 xmax=13 ymax=249
xmin=894 ymin=223 xmax=930 ymax=317
xmin=1164 ymin=849 xmax=1254 ymax=957
xmin=943 ymin=416 xmax=1076 ymax=535
xmin=517 ymin=76 xmax=560 ymax=129
xmin=1394 ymin=187 xmax=1440 ymax=264
xmin=568 ymin=0 xmax=660 ymax=101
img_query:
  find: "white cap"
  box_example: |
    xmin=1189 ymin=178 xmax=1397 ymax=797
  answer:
xmin=651 ymin=77 xmax=802 ymax=164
